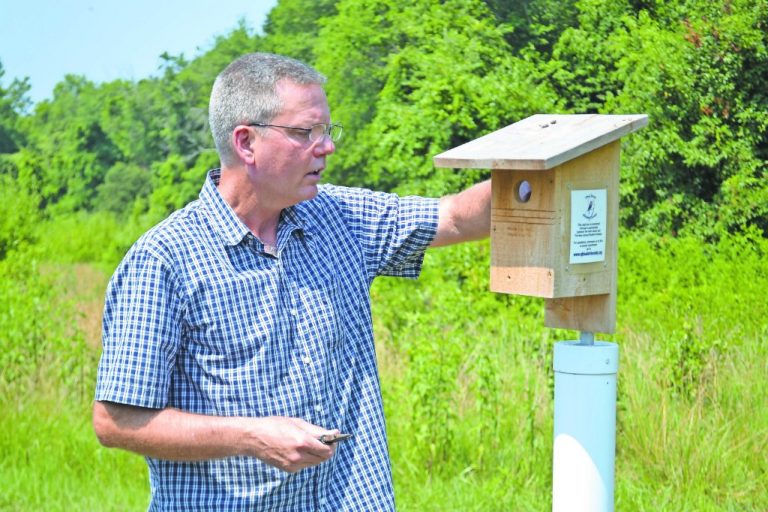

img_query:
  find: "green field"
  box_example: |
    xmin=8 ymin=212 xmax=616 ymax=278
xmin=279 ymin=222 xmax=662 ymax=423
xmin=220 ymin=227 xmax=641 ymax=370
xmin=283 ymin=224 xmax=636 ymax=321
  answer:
xmin=1 ymin=233 xmax=765 ymax=510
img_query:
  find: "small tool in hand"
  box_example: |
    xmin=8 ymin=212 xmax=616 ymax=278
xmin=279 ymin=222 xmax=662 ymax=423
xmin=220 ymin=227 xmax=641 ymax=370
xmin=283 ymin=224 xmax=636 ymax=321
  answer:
xmin=319 ymin=433 xmax=353 ymax=445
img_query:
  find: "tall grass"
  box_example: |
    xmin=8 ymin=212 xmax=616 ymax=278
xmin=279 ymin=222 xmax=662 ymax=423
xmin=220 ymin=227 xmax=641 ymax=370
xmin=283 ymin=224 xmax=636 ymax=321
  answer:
xmin=0 ymin=385 xmax=148 ymax=511
xmin=1 ymin=222 xmax=765 ymax=510
xmin=616 ymin=331 xmax=767 ymax=511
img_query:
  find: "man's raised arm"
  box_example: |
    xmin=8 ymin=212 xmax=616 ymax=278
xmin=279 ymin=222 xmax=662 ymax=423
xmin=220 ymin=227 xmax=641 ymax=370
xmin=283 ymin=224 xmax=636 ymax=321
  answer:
xmin=431 ymin=180 xmax=491 ymax=247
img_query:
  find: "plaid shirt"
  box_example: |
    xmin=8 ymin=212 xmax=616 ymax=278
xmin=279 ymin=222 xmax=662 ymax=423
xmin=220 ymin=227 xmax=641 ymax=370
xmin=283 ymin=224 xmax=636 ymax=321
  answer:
xmin=95 ymin=169 xmax=439 ymax=511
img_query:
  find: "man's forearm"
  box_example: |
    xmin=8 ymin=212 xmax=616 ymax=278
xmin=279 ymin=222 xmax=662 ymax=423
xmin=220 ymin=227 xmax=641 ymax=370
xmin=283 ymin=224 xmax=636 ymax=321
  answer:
xmin=92 ymin=401 xmax=335 ymax=472
xmin=431 ymin=179 xmax=491 ymax=247
xmin=93 ymin=401 xmax=250 ymax=461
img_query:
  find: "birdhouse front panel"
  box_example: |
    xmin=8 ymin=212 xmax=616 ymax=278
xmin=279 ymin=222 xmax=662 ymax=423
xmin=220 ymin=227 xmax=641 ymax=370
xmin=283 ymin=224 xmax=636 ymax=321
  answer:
xmin=489 ymin=141 xmax=619 ymax=299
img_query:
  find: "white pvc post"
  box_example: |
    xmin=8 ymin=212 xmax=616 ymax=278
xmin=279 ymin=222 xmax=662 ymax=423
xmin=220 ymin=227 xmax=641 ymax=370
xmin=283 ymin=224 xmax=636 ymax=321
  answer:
xmin=552 ymin=337 xmax=619 ymax=512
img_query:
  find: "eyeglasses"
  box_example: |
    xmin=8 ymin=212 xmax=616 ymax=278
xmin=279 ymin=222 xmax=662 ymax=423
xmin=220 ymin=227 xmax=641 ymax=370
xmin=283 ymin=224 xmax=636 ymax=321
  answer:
xmin=248 ymin=122 xmax=343 ymax=143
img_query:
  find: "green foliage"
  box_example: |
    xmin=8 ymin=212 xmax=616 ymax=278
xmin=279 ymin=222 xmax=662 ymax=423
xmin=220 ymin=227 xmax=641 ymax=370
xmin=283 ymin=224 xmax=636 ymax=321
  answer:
xmin=0 ymin=60 xmax=31 ymax=154
xmin=618 ymin=230 xmax=768 ymax=398
xmin=29 ymin=207 xmax=158 ymax=272
xmin=21 ymin=76 xmax=122 ymax=213
xmin=0 ymin=253 xmax=88 ymax=394
xmin=33 ymin=212 xmax=120 ymax=264
xmin=0 ymin=395 xmax=149 ymax=511
xmin=0 ymin=172 xmax=40 ymax=258
xmin=1 ymin=233 xmax=765 ymax=510
xmin=598 ymin=0 xmax=768 ymax=236
xmin=484 ymin=0 xmax=581 ymax=55
xmin=8 ymin=24 xmax=261 ymax=218
xmin=3 ymin=0 xmax=766 ymax=235
xmin=0 ymin=257 xmax=147 ymax=509
xmin=147 ymin=150 xmax=218 ymax=220
xmin=374 ymin=241 xmax=558 ymax=481
xmin=318 ymin=0 xmax=560 ymax=195
xmin=95 ymin=162 xmax=152 ymax=216
xmin=543 ymin=0 xmax=632 ymax=112
xmin=262 ymin=0 xmax=337 ymax=62
xmin=404 ymin=324 xmax=462 ymax=470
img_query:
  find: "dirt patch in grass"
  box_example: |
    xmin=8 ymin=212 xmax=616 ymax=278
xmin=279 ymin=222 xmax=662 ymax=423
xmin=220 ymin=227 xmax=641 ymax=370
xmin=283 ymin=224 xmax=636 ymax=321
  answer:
xmin=44 ymin=263 xmax=109 ymax=349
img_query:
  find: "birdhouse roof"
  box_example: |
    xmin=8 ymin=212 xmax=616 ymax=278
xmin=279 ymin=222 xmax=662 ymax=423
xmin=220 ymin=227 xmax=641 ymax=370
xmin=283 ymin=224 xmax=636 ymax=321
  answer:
xmin=433 ymin=114 xmax=648 ymax=171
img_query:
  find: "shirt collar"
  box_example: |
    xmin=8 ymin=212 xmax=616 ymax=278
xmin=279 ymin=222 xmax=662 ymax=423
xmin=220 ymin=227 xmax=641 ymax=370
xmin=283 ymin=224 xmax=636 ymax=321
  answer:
xmin=200 ymin=169 xmax=311 ymax=247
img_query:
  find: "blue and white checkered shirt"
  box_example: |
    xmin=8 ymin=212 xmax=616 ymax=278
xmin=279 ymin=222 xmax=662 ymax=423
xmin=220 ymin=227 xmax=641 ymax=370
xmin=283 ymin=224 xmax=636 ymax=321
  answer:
xmin=95 ymin=169 xmax=439 ymax=510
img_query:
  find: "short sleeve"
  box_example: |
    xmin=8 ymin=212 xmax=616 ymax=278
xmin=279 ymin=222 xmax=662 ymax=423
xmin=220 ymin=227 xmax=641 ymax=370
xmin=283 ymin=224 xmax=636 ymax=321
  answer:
xmin=320 ymin=186 xmax=439 ymax=280
xmin=95 ymin=244 xmax=184 ymax=409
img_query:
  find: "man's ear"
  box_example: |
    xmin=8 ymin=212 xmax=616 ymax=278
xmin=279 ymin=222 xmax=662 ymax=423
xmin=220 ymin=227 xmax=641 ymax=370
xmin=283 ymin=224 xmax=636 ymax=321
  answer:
xmin=232 ymin=126 xmax=256 ymax=164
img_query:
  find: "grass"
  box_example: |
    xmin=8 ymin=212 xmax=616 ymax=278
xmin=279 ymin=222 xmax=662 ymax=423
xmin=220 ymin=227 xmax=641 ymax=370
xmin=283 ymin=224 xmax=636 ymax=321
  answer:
xmin=614 ymin=331 xmax=767 ymax=511
xmin=381 ymin=322 xmax=767 ymax=511
xmin=0 ymin=384 xmax=149 ymax=511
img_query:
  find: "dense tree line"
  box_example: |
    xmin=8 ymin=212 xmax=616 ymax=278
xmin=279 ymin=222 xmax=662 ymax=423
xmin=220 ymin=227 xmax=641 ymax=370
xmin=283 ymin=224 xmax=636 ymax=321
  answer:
xmin=0 ymin=0 xmax=766 ymax=256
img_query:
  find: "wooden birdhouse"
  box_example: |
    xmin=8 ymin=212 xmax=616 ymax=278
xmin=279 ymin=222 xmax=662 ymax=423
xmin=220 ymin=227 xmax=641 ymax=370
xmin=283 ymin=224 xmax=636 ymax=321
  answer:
xmin=434 ymin=114 xmax=648 ymax=334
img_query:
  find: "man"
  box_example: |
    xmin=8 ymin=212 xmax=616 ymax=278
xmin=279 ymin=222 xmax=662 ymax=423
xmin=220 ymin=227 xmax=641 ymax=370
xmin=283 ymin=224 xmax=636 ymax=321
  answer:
xmin=93 ymin=52 xmax=490 ymax=510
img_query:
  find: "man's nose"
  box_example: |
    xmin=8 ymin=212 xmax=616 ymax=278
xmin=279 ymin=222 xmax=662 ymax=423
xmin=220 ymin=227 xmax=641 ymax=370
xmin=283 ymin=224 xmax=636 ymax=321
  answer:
xmin=313 ymin=135 xmax=335 ymax=156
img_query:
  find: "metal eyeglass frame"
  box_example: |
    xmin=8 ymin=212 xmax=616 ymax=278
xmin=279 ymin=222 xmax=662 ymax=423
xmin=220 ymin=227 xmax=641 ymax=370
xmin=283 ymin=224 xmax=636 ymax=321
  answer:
xmin=248 ymin=122 xmax=343 ymax=142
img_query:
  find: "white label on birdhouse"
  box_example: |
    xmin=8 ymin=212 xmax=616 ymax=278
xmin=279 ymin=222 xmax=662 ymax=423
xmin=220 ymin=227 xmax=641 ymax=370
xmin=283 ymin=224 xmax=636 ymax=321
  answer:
xmin=569 ymin=189 xmax=607 ymax=264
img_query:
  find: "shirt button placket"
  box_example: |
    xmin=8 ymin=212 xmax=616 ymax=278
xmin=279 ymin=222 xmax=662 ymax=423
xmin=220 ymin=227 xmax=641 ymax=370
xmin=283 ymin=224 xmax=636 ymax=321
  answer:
xmin=316 ymin=470 xmax=328 ymax=511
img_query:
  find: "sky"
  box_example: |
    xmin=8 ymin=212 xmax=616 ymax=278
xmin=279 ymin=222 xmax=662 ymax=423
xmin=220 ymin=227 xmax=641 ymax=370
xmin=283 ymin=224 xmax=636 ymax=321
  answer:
xmin=0 ymin=0 xmax=278 ymax=104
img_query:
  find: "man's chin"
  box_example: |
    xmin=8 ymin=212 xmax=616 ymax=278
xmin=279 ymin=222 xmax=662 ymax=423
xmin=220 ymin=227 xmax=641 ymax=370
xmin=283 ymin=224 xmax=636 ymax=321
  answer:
xmin=294 ymin=186 xmax=319 ymax=205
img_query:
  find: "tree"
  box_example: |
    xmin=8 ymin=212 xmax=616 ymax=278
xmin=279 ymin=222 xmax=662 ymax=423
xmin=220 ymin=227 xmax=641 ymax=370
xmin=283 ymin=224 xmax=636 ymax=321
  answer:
xmin=20 ymin=76 xmax=121 ymax=212
xmin=95 ymin=163 xmax=152 ymax=217
xmin=5 ymin=0 xmax=766 ymax=237
xmin=0 ymin=61 xmax=31 ymax=154
xmin=0 ymin=172 xmax=40 ymax=258
xmin=599 ymin=0 xmax=768 ymax=236
xmin=317 ymin=0 xmax=560 ymax=195
xmin=483 ymin=0 xmax=580 ymax=56
xmin=261 ymin=0 xmax=337 ymax=62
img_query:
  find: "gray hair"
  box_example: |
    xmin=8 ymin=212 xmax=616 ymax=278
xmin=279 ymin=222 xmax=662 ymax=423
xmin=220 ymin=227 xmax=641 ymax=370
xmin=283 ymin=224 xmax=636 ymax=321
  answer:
xmin=208 ymin=53 xmax=326 ymax=166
